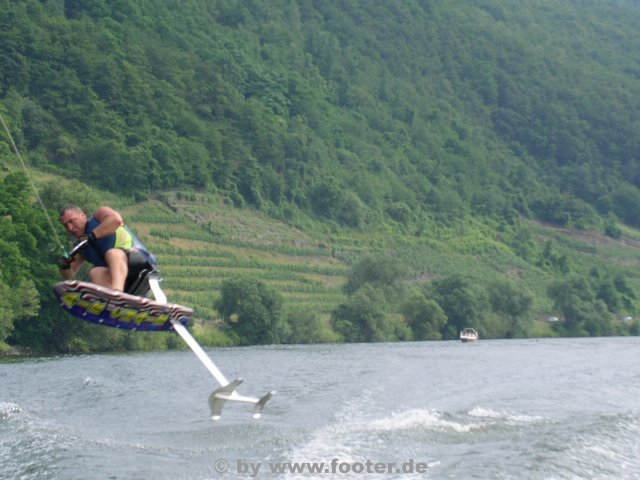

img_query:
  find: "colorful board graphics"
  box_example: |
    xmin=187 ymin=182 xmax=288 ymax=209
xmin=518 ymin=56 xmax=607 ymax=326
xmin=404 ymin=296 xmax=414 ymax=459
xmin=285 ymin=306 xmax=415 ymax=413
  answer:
xmin=54 ymin=280 xmax=192 ymax=331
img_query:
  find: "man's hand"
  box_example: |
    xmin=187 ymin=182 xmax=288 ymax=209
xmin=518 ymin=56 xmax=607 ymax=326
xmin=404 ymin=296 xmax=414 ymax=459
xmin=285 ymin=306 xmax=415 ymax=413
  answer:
xmin=57 ymin=255 xmax=72 ymax=270
xmin=79 ymin=231 xmax=97 ymax=244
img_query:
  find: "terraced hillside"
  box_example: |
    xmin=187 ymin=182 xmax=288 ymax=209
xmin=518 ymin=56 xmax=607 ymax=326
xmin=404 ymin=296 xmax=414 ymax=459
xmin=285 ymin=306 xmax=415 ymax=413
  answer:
xmin=120 ymin=192 xmax=350 ymax=320
xmin=104 ymin=188 xmax=640 ymax=344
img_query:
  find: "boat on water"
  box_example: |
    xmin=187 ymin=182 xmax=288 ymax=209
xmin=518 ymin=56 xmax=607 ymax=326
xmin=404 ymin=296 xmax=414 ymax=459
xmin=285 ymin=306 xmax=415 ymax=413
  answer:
xmin=460 ymin=328 xmax=478 ymax=343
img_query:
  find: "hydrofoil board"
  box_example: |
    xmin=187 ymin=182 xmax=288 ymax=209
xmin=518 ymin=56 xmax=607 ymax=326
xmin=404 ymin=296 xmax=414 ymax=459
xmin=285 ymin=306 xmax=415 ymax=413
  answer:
xmin=54 ymin=280 xmax=192 ymax=331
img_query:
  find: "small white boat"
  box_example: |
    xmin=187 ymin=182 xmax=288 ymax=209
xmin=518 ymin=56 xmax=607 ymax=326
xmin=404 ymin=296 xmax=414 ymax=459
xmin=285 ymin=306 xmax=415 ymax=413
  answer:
xmin=460 ymin=328 xmax=478 ymax=343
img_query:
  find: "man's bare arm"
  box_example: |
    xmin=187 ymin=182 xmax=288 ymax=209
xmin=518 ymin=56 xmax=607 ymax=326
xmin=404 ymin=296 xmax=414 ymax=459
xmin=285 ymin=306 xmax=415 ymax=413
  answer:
xmin=90 ymin=207 xmax=124 ymax=239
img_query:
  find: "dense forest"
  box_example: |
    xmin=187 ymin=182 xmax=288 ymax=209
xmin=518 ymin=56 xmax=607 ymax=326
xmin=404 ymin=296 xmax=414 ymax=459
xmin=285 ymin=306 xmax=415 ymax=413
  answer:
xmin=2 ymin=0 xmax=640 ymax=352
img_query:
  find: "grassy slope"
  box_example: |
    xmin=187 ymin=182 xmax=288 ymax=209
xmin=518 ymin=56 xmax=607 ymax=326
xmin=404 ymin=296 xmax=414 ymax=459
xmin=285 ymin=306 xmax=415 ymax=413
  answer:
xmin=118 ymin=192 xmax=350 ymax=321
xmin=110 ymin=190 xmax=640 ymax=334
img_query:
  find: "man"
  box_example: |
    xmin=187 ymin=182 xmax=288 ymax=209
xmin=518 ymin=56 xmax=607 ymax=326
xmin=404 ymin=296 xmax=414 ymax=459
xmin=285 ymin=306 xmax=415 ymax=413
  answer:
xmin=58 ymin=204 xmax=157 ymax=294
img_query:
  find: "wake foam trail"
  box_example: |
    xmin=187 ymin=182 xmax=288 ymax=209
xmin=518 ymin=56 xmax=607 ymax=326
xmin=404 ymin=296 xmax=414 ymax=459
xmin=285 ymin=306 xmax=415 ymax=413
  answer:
xmin=0 ymin=401 xmax=22 ymax=420
xmin=369 ymin=406 xmax=546 ymax=434
xmin=287 ymin=391 xmax=376 ymax=465
xmin=467 ymin=406 xmax=545 ymax=426
xmin=0 ymin=401 xmax=68 ymax=480
xmin=560 ymin=411 xmax=640 ymax=479
xmin=284 ymin=400 xmax=551 ymax=479
xmin=287 ymin=397 xmax=503 ymax=478
xmin=369 ymin=408 xmax=479 ymax=433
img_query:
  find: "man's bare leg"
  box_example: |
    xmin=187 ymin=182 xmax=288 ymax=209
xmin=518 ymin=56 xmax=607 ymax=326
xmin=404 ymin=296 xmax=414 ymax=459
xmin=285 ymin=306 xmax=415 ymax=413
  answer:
xmin=89 ymin=266 xmax=111 ymax=288
xmin=104 ymin=248 xmax=129 ymax=291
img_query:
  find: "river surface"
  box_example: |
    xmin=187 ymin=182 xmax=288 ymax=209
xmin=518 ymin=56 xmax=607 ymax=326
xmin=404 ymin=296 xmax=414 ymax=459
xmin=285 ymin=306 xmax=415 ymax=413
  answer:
xmin=1 ymin=337 xmax=639 ymax=479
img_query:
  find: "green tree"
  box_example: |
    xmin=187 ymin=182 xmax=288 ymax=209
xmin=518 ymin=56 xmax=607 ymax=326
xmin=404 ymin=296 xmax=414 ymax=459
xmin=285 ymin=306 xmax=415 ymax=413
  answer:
xmin=401 ymin=291 xmax=446 ymax=340
xmin=282 ymin=308 xmax=336 ymax=344
xmin=343 ymin=254 xmax=405 ymax=297
xmin=427 ymin=274 xmax=489 ymax=339
xmin=536 ymin=240 xmax=570 ymax=274
xmin=39 ymin=179 xmax=100 ymax=216
xmin=0 ymin=279 xmax=38 ymax=350
xmin=331 ymin=284 xmax=390 ymax=342
xmin=611 ymin=183 xmax=640 ymax=228
xmin=590 ymin=269 xmax=637 ymax=314
xmin=0 ymin=171 xmax=56 ymax=350
xmin=487 ymin=279 xmax=533 ymax=338
xmin=216 ymin=277 xmax=284 ymax=345
xmin=547 ymin=276 xmax=615 ymax=336
xmin=308 ymin=178 xmax=343 ymax=220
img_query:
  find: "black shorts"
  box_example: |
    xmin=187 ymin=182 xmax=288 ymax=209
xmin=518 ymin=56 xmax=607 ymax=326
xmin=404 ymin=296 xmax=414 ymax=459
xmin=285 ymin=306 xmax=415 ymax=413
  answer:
xmin=124 ymin=248 xmax=156 ymax=294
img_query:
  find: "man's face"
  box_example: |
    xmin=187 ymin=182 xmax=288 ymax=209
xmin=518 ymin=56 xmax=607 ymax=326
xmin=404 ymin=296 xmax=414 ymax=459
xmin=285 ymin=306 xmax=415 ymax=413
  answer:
xmin=60 ymin=209 xmax=87 ymax=238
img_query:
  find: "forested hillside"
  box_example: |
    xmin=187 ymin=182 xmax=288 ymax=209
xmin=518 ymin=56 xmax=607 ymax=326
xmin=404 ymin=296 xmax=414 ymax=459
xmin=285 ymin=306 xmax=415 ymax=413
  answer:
xmin=2 ymin=0 xmax=640 ymax=352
